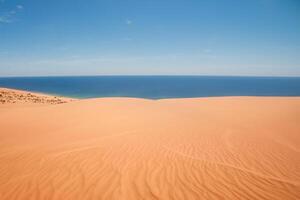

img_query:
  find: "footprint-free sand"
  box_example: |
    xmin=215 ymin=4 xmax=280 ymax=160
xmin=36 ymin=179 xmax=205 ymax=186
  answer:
xmin=0 ymin=88 xmax=299 ymax=199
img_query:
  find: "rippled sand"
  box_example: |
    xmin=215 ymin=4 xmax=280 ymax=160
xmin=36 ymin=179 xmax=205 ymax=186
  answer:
xmin=0 ymin=89 xmax=299 ymax=199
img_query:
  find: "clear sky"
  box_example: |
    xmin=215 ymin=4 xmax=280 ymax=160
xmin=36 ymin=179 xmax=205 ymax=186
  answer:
xmin=0 ymin=0 xmax=299 ymax=76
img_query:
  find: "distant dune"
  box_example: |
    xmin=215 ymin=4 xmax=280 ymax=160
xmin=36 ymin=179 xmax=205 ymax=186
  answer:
xmin=0 ymin=88 xmax=299 ymax=199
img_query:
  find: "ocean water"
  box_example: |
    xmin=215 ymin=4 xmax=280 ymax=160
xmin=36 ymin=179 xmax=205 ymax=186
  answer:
xmin=0 ymin=76 xmax=299 ymax=99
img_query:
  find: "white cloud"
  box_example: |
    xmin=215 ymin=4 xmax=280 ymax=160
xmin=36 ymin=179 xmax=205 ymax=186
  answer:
xmin=203 ymin=49 xmax=212 ymax=53
xmin=0 ymin=4 xmax=23 ymax=24
xmin=122 ymin=37 xmax=133 ymax=41
xmin=16 ymin=5 xmax=23 ymax=9
xmin=0 ymin=17 xmax=8 ymax=23
xmin=125 ymin=19 xmax=132 ymax=25
xmin=0 ymin=15 xmax=13 ymax=23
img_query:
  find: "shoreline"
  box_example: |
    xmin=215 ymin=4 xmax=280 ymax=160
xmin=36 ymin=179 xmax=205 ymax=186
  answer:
xmin=1 ymin=87 xmax=300 ymax=102
xmin=1 ymin=76 xmax=300 ymax=100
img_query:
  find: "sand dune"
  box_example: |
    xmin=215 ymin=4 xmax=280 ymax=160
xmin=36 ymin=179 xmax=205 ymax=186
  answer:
xmin=0 ymin=89 xmax=300 ymax=199
xmin=0 ymin=88 xmax=73 ymax=105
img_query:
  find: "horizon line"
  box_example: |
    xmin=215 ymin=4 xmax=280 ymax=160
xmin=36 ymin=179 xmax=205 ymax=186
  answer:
xmin=1 ymin=74 xmax=300 ymax=78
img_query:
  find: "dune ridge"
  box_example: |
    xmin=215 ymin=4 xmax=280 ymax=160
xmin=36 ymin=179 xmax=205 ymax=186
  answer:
xmin=0 ymin=88 xmax=299 ymax=199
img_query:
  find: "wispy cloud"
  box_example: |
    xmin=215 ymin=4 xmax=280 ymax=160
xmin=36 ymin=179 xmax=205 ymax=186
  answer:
xmin=0 ymin=4 xmax=23 ymax=24
xmin=16 ymin=5 xmax=23 ymax=10
xmin=203 ymin=49 xmax=212 ymax=53
xmin=122 ymin=37 xmax=133 ymax=41
xmin=125 ymin=19 xmax=132 ymax=25
xmin=0 ymin=12 xmax=15 ymax=23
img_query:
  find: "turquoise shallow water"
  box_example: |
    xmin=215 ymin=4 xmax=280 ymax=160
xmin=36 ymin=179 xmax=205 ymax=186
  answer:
xmin=0 ymin=76 xmax=299 ymax=99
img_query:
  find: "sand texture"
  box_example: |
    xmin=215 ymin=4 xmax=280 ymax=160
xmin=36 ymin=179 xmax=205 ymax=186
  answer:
xmin=0 ymin=88 xmax=73 ymax=105
xmin=0 ymin=88 xmax=300 ymax=199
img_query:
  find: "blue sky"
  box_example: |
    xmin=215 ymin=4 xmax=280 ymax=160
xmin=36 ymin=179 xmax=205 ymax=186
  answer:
xmin=0 ymin=0 xmax=299 ymax=76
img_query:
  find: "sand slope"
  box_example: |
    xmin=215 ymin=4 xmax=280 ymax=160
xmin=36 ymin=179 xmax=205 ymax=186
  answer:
xmin=0 ymin=91 xmax=300 ymax=199
xmin=0 ymin=87 xmax=73 ymax=106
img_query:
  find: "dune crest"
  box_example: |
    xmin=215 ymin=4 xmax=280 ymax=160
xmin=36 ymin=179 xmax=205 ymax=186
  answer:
xmin=0 ymin=89 xmax=299 ymax=199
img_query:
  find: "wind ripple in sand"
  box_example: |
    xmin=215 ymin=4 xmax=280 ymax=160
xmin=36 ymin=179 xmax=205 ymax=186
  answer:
xmin=162 ymin=145 xmax=300 ymax=186
xmin=0 ymin=95 xmax=300 ymax=199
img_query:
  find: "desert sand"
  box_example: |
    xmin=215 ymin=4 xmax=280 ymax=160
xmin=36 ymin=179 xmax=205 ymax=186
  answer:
xmin=0 ymin=88 xmax=299 ymax=200
xmin=0 ymin=88 xmax=73 ymax=105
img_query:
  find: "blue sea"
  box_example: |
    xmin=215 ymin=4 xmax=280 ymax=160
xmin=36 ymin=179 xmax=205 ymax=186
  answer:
xmin=0 ymin=76 xmax=299 ymax=99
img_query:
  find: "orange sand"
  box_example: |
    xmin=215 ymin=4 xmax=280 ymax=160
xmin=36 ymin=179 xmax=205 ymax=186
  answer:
xmin=0 ymin=88 xmax=299 ymax=199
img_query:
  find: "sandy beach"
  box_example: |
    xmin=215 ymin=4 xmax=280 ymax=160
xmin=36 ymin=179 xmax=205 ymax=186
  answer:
xmin=0 ymin=88 xmax=299 ymax=200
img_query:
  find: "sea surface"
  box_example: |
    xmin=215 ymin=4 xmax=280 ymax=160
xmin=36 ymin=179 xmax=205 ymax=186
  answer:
xmin=0 ymin=76 xmax=300 ymax=99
